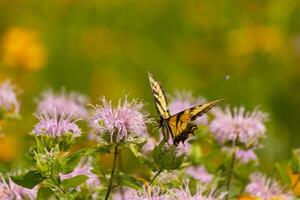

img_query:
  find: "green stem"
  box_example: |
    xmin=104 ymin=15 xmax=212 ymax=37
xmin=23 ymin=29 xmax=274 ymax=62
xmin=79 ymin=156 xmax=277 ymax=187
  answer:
xmin=105 ymin=144 xmax=118 ymax=200
xmin=226 ymin=150 xmax=236 ymax=200
xmin=150 ymin=169 xmax=162 ymax=185
xmin=118 ymin=153 xmax=125 ymax=200
xmin=51 ymin=177 xmax=66 ymax=194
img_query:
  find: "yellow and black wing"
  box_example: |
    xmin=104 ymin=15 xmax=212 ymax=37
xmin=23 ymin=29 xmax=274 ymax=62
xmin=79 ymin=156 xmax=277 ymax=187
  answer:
xmin=148 ymin=72 xmax=170 ymax=119
xmin=167 ymin=99 xmax=223 ymax=145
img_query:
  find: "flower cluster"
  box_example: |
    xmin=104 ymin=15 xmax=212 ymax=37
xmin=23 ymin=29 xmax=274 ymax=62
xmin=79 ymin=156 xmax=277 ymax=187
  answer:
xmin=210 ymin=106 xmax=268 ymax=146
xmin=186 ymin=165 xmax=213 ymax=183
xmin=244 ymin=173 xmax=293 ymax=200
xmin=169 ymin=181 xmax=226 ymax=200
xmin=32 ymin=112 xmax=81 ymax=137
xmin=90 ymin=97 xmax=150 ymax=144
xmin=127 ymin=185 xmax=169 ymax=200
xmin=1 ymin=77 xmax=299 ymax=200
xmin=210 ymin=106 xmax=268 ymax=164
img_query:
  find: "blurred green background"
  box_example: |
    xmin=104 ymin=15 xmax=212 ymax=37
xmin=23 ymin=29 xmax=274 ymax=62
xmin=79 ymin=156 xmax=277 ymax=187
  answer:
xmin=0 ymin=0 xmax=300 ymax=172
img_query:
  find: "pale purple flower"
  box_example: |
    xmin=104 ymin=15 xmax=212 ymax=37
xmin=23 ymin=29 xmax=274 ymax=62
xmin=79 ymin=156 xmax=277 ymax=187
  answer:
xmin=210 ymin=106 xmax=268 ymax=146
xmin=127 ymin=185 xmax=169 ymax=200
xmin=32 ymin=112 xmax=81 ymax=137
xmin=161 ymin=135 xmax=191 ymax=155
xmin=90 ymin=97 xmax=149 ymax=144
xmin=0 ymin=80 xmax=19 ymax=115
xmin=112 ymin=188 xmax=134 ymax=200
xmin=157 ymin=170 xmax=180 ymax=183
xmin=222 ymin=147 xmax=258 ymax=164
xmin=186 ymin=165 xmax=213 ymax=183
xmin=142 ymin=138 xmax=157 ymax=154
xmin=169 ymin=91 xmax=208 ymax=125
xmin=170 ymin=180 xmax=226 ymax=200
xmin=176 ymin=140 xmax=191 ymax=155
xmin=235 ymin=149 xmax=257 ymax=164
xmin=60 ymin=158 xmax=100 ymax=189
xmin=245 ymin=173 xmax=293 ymax=200
xmin=37 ymin=89 xmax=88 ymax=119
xmin=0 ymin=175 xmax=37 ymax=200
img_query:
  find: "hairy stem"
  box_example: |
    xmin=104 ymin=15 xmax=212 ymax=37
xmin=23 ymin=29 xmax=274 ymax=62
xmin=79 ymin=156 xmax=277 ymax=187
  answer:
xmin=150 ymin=169 xmax=162 ymax=185
xmin=105 ymin=144 xmax=118 ymax=200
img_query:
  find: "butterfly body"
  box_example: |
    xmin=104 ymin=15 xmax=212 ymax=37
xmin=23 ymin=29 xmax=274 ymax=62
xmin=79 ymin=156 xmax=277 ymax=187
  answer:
xmin=148 ymin=72 xmax=222 ymax=146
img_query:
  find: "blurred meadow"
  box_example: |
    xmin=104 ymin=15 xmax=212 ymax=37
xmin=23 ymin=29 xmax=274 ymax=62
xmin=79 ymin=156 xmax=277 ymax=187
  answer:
xmin=0 ymin=0 xmax=300 ymax=174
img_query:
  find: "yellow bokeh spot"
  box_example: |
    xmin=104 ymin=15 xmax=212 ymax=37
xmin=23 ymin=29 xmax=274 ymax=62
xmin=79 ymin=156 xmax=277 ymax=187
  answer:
xmin=289 ymin=172 xmax=300 ymax=196
xmin=228 ymin=25 xmax=284 ymax=56
xmin=2 ymin=27 xmax=47 ymax=70
xmin=270 ymin=196 xmax=288 ymax=200
xmin=0 ymin=135 xmax=18 ymax=161
xmin=238 ymin=195 xmax=261 ymax=200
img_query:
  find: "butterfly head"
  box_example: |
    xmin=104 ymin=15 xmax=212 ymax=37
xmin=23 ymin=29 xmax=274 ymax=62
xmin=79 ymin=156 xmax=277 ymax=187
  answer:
xmin=157 ymin=117 xmax=167 ymax=128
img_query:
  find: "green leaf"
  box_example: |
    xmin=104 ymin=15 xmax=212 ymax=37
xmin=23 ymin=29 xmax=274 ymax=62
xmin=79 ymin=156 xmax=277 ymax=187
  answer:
xmin=61 ymin=146 xmax=110 ymax=174
xmin=93 ymin=146 xmax=111 ymax=154
xmin=115 ymin=171 xmax=142 ymax=189
xmin=129 ymin=143 xmax=156 ymax=170
xmin=37 ymin=187 xmax=54 ymax=200
xmin=152 ymin=141 xmax=184 ymax=170
xmin=291 ymin=149 xmax=300 ymax=173
xmin=11 ymin=170 xmax=45 ymax=189
xmin=275 ymin=162 xmax=291 ymax=186
xmin=61 ymin=152 xmax=82 ymax=174
xmin=61 ymin=175 xmax=89 ymax=189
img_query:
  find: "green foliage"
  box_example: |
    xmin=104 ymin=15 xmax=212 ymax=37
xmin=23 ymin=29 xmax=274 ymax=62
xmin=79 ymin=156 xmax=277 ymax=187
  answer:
xmin=61 ymin=152 xmax=83 ymax=174
xmin=11 ymin=170 xmax=45 ymax=189
xmin=61 ymin=175 xmax=89 ymax=189
xmin=129 ymin=143 xmax=156 ymax=170
xmin=275 ymin=162 xmax=292 ymax=186
xmin=152 ymin=141 xmax=184 ymax=171
xmin=291 ymin=149 xmax=300 ymax=173
xmin=37 ymin=187 xmax=55 ymax=200
xmin=114 ymin=171 xmax=143 ymax=189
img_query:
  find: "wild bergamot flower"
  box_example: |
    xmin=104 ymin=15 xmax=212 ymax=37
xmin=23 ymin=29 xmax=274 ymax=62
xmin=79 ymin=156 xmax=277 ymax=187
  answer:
xmin=37 ymin=89 xmax=88 ymax=119
xmin=128 ymin=185 xmax=169 ymax=200
xmin=32 ymin=112 xmax=81 ymax=137
xmin=170 ymin=180 xmax=226 ymax=200
xmin=90 ymin=96 xmax=150 ymax=144
xmin=222 ymin=147 xmax=258 ymax=164
xmin=0 ymin=80 xmax=19 ymax=117
xmin=186 ymin=165 xmax=213 ymax=183
xmin=210 ymin=106 xmax=268 ymax=146
xmin=244 ymin=172 xmax=293 ymax=200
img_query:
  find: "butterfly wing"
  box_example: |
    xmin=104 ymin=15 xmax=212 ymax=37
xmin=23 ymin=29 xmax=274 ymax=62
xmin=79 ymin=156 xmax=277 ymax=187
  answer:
xmin=148 ymin=72 xmax=170 ymax=119
xmin=167 ymin=99 xmax=223 ymax=145
xmin=148 ymin=72 xmax=171 ymax=142
xmin=188 ymin=99 xmax=224 ymax=121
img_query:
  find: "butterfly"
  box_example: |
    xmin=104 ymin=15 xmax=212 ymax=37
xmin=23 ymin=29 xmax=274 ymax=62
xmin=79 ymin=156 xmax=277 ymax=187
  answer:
xmin=148 ymin=72 xmax=223 ymax=146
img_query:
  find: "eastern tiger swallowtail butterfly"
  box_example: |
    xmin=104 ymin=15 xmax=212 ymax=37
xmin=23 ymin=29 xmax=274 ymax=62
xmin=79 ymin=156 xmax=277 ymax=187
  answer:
xmin=148 ymin=72 xmax=223 ymax=146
